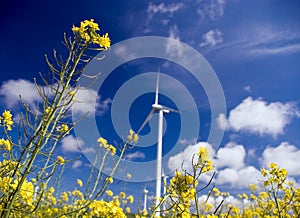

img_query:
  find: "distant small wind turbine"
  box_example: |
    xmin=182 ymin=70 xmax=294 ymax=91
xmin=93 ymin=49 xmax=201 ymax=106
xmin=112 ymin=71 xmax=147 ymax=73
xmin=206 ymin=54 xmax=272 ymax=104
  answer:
xmin=143 ymin=187 xmax=149 ymax=211
xmin=137 ymin=69 xmax=179 ymax=216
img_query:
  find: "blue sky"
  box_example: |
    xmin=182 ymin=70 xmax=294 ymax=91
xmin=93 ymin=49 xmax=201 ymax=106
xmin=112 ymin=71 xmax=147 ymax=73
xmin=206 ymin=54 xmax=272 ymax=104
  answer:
xmin=1 ymin=0 xmax=300 ymax=210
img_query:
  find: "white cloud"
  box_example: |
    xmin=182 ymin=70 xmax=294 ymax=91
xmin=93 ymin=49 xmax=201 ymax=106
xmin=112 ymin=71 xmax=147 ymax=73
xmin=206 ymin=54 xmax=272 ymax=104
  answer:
xmin=197 ymin=0 xmax=226 ymax=20
xmin=167 ymin=140 xmax=263 ymax=189
xmin=214 ymin=142 xmax=246 ymax=170
xmin=61 ymin=135 xmax=94 ymax=153
xmin=199 ymin=29 xmax=223 ymax=47
xmin=0 ymin=79 xmax=48 ymax=108
xmin=250 ymin=43 xmax=300 ymax=55
xmin=178 ymin=138 xmax=198 ymax=145
xmin=166 ymin=25 xmax=184 ymax=58
xmin=126 ymin=151 xmax=146 ymax=160
xmin=145 ymin=2 xmax=184 ymax=32
xmin=61 ymin=135 xmax=84 ymax=153
xmin=72 ymin=88 xmax=112 ymax=116
xmin=215 ymin=166 xmax=261 ymax=188
xmin=167 ymin=138 xmax=300 ymax=189
xmin=243 ymin=85 xmax=251 ymax=93
xmin=212 ymin=142 xmax=261 ymax=188
xmin=218 ymin=97 xmax=299 ymax=137
xmin=0 ymin=79 xmax=111 ymax=117
xmin=260 ymin=142 xmax=300 ymax=176
xmin=216 ymin=113 xmax=227 ymax=131
xmin=245 ymin=29 xmax=300 ymax=56
xmin=71 ymin=160 xmax=83 ymax=169
xmin=147 ymin=2 xmax=184 ymax=15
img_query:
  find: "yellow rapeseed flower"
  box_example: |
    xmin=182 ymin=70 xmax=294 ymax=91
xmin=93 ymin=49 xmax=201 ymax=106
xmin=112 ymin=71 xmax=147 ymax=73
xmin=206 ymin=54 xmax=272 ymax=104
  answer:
xmin=106 ymin=177 xmax=113 ymax=184
xmin=120 ymin=191 xmax=126 ymax=198
xmin=127 ymin=195 xmax=134 ymax=204
xmin=133 ymin=133 xmax=139 ymax=142
xmin=56 ymin=124 xmax=69 ymax=134
xmin=249 ymin=183 xmax=257 ymax=192
xmin=261 ymin=168 xmax=267 ymax=177
xmin=68 ymin=90 xmax=75 ymax=96
xmin=0 ymin=138 xmax=12 ymax=150
xmin=125 ymin=207 xmax=131 ymax=213
xmin=269 ymin=162 xmax=278 ymax=169
xmin=72 ymin=19 xmax=110 ymax=49
xmin=98 ymin=33 xmax=111 ymax=49
xmin=77 ymin=179 xmax=83 ymax=187
xmin=127 ymin=129 xmax=139 ymax=142
xmin=57 ymin=156 xmax=65 ymax=165
xmin=97 ymin=137 xmax=108 ymax=147
xmin=109 ymin=145 xmax=117 ymax=155
xmin=106 ymin=190 xmax=113 ymax=197
xmin=45 ymin=107 xmax=52 ymax=114
xmin=61 ymin=192 xmax=69 ymax=202
xmin=2 ymin=110 xmax=13 ymax=130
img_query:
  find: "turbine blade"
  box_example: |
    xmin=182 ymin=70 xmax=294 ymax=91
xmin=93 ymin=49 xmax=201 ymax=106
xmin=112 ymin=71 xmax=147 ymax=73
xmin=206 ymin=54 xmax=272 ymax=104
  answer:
xmin=155 ymin=68 xmax=160 ymax=105
xmin=137 ymin=109 xmax=155 ymax=134
xmin=162 ymin=106 xmax=181 ymax=114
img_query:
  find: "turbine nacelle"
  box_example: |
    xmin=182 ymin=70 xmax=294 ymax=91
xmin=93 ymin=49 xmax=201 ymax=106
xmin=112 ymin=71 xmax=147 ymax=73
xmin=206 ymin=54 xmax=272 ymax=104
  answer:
xmin=152 ymin=104 xmax=170 ymax=113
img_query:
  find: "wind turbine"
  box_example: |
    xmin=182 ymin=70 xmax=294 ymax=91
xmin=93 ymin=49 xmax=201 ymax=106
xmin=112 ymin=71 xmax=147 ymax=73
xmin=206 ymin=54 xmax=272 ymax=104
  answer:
xmin=143 ymin=187 xmax=148 ymax=211
xmin=137 ymin=70 xmax=179 ymax=216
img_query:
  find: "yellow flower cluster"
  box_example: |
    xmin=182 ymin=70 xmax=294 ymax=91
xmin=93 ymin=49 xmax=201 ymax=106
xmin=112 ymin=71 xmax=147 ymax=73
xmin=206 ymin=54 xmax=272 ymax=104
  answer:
xmin=168 ymin=171 xmax=197 ymax=215
xmin=77 ymin=179 xmax=83 ymax=187
xmin=127 ymin=129 xmax=139 ymax=142
xmin=197 ymin=146 xmax=214 ymax=172
xmin=106 ymin=177 xmax=113 ymax=184
xmin=10 ymin=179 xmax=35 ymax=206
xmin=56 ymin=124 xmax=69 ymax=134
xmin=57 ymin=155 xmax=65 ymax=165
xmin=203 ymin=164 xmax=300 ymax=217
xmin=72 ymin=19 xmax=111 ymax=49
xmin=0 ymin=138 xmax=12 ymax=150
xmin=97 ymin=137 xmax=117 ymax=155
xmin=1 ymin=110 xmax=13 ymax=131
xmin=88 ymin=199 xmax=126 ymax=217
xmin=106 ymin=189 xmax=113 ymax=197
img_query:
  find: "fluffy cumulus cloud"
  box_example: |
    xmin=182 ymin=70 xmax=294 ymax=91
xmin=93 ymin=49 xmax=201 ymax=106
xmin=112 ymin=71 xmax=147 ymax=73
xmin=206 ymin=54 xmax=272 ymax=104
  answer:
xmin=0 ymin=79 xmax=49 ymax=108
xmin=218 ymin=97 xmax=299 ymax=137
xmin=199 ymin=29 xmax=223 ymax=47
xmin=215 ymin=166 xmax=261 ymax=188
xmin=71 ymin=88 xmax=112 ymax=116
xmin=214 ymin=142 xmax=246 ymax=170
xmin=0 ymin=79 xmax=111 ymax=117
xmin=260 ymin=142 xmax=300 ymax=176
xmin=212 ymin=142 xmax=261 ymax=188
xmin=61 ymin=135 xmax=94 ymax=153
xmin=61 ymin=135 xmax=84 ymax=153
xmin=167 ymin=141 xmax=263 ymax=189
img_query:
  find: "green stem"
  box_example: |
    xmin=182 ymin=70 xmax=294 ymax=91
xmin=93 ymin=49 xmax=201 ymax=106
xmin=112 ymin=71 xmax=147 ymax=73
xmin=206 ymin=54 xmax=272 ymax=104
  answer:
xmin=1 ymin=41 xmax=88 ymax=218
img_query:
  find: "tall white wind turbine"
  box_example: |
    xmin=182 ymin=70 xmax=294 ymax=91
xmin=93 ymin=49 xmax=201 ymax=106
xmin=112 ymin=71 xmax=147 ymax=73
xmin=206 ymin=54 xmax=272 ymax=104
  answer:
xmin=137 ymin=70 xmax=179 ymax=216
